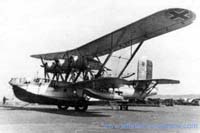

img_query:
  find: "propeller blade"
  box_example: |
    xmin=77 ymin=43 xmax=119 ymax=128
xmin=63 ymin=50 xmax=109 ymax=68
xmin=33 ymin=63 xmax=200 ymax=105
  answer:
xmin=40 ymin=58 xmax=45 ymax=65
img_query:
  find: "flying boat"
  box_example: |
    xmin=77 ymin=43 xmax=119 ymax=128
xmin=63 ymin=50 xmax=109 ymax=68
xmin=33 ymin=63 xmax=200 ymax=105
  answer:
xmin=9 ymin=8 xmax=195 ymax=111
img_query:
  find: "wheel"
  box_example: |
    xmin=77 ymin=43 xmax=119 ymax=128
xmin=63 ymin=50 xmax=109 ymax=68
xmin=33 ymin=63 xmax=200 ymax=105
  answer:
xmin=119 ymin=105 xmax=123 ymax=110
xmin=119 ymin=105 xmax=128 ymax=111
xmin=74 ymin=100 xmax=88 ymax=112
xmin=122 ymin=105 xmax=126 ymax=110
xmin=75 ymin=105 xmax=88 ymax=112
xmin=125 ymin=105 xmax=128 ymax=110
xmin=57 ymin=105 xmax=69 ymax=110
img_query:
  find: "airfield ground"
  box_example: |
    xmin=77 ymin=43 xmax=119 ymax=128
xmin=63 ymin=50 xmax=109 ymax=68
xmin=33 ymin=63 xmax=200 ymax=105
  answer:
xmin=0 ymin=105 xmax=199 ymax=133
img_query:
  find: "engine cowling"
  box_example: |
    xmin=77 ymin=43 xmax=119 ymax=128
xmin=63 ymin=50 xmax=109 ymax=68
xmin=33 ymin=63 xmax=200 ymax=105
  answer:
xmin=117 ymin=85 xmax=135 ymax=98
xmin=75 ymin=56 xmax=88 ymax=70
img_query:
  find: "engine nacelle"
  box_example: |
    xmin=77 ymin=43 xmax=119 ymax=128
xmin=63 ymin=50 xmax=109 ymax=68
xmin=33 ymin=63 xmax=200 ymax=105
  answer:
xmin=75 ymin=56 xmax=88 ymax=70
xmin=117 ymin=85 xmax=135 ymax=98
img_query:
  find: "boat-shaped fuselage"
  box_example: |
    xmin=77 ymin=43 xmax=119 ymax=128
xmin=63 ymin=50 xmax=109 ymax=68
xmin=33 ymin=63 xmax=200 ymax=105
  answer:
xmin=9 ymin=78 xmax=85 ymax=105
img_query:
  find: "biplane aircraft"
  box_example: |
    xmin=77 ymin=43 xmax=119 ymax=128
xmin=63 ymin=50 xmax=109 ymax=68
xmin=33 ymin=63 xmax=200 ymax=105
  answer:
xmin=9 ymin=8 xmax=195 ymax=111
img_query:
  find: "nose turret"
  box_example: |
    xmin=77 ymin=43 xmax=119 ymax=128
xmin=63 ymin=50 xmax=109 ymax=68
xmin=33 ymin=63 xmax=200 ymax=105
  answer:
xmin=9 ymin=78 xmax=27 ymax=86
xmin=9 ymin=78 xmax=18 ymax=86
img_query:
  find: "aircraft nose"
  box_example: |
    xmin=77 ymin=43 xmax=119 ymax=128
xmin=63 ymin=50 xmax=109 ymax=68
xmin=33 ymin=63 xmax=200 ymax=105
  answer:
xmin=9 ymin=78 xmax=16 ymax=86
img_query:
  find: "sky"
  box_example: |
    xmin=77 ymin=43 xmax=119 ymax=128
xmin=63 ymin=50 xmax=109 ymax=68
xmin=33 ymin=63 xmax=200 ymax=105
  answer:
xmin=0 ymin=0 xmax=199 ymax=98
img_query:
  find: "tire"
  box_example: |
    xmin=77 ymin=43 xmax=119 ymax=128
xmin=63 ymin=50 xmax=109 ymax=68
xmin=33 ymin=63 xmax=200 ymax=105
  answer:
xmin=125 ymin=105 xmax=128 ymax=110
xmin=57 ymin=105 xmax=69 ymax=110
xmin=119 ymin=105 xmax=128 ymax=111
xmin=119 ymin=105 xmax=123 ymax=110
xmin=74 ymin=100 xmax=88 ymax=112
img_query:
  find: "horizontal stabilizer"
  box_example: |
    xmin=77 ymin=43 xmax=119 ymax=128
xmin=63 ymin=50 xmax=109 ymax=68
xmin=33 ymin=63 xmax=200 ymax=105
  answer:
xmin=131 ymin=79 xmax=180 ymax=84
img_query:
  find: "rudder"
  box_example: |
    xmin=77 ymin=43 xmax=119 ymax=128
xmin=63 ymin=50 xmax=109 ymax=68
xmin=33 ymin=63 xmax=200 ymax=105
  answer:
xmin=137 ymin=58 xmax=153 ymax=80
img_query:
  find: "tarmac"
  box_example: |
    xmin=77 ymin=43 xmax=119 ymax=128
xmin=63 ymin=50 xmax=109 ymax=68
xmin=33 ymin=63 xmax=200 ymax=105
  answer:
xmin=0 ymin=104 xmax=200 ymax=133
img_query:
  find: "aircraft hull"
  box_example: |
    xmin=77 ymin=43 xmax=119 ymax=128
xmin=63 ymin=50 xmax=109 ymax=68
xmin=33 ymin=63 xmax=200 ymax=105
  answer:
xmin=11 ymin=84 xmax=73 ymax=105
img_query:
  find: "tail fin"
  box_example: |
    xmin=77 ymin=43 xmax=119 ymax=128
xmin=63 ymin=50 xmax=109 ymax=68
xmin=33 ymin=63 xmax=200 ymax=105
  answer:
xmin=137 ymin=58 xmax=153 ymax=80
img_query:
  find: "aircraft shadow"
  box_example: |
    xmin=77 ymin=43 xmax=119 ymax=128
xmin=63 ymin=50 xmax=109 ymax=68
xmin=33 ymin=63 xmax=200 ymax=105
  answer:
xmin=0 ymin=105 xmax=111 ymax=117
xmin=87 ymin=107 xmax=154 ymax=113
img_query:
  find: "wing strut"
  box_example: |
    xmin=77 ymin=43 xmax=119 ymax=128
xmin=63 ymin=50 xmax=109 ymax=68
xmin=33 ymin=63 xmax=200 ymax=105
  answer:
xmin=95 ymin=52 xmax=113 ymax=78
xmin=95 ymin=28 xmax=128 ymax=78
xmin=118 ymin=41 xmax=144 ymax=78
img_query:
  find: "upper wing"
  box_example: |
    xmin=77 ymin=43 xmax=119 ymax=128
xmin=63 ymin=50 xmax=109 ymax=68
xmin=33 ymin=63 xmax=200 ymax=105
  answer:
xmin=31 ymin=8 xmax=196 ymax=60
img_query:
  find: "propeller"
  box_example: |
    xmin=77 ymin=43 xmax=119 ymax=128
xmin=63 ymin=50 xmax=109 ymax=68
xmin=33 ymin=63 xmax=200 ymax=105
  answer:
xmin=54 ymin=59 xmax=63 ymax=73
xmin=40 ymin=58 xmax=50 ymax=79
xmin=53 ymin=59 xmax=64 ymax=81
